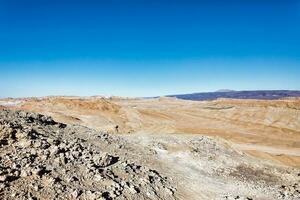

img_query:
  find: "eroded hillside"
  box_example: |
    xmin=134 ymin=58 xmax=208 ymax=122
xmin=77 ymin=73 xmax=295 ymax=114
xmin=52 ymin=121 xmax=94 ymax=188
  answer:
xmin=0 ymin=110 xmax=299 ymax=199
xmin=1 ymin=97 xmax=300 ymax=167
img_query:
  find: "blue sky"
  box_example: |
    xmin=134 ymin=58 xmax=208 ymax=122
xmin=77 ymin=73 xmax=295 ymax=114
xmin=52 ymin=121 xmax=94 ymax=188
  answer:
xmin=0 ymin=0 xmax=299 ymax=97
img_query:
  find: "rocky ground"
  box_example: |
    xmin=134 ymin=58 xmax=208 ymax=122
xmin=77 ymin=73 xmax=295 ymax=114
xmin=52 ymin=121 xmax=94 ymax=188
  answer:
xmin=0 ymin=109 xmax=300 ymax=199
xmin=0 ymin=110 xmax=176 ymax=200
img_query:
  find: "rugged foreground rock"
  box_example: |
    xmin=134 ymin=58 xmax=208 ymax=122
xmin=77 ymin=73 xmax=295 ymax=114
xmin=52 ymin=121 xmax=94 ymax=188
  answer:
xmin=0 ymin=110 xmax=176 ymax=200
xmin=0 ymin=109 xmax=299 ymax=199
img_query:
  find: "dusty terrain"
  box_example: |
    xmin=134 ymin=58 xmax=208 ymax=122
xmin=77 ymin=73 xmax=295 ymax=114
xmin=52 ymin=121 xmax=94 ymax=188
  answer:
xmin=0 ymin=110 xmax=176 ymax=200
xmin=1 ymin=96 xmax=299 ymax=168
xmin=1 ymin=110 xmax=299 ymax=200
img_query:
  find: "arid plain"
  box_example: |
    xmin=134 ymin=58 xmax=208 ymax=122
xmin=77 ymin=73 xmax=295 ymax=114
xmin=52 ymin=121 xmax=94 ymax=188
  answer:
xmin=1 ymin=96 xmax=299 ymax=168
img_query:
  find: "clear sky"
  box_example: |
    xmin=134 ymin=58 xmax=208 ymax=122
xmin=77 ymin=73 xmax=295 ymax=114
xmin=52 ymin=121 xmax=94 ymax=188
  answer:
xmin=0 ymin=0 xmax=299 ymax=97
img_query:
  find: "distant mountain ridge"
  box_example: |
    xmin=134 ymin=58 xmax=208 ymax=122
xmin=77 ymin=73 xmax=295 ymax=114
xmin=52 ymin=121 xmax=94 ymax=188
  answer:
xmin=215 ymin=89 xmax=236 ymax=93
xmin=167 ymin=90 xmax=300 ymax=101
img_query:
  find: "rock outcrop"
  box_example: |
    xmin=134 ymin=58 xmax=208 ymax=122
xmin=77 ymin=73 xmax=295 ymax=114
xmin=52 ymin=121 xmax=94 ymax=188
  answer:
xmin=0 ymin=110 xmax=176 ymax=200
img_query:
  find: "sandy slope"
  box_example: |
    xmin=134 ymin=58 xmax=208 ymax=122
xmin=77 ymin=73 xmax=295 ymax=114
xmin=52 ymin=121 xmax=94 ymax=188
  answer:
xmin=1 ymin=96 xmax=300 ymax=167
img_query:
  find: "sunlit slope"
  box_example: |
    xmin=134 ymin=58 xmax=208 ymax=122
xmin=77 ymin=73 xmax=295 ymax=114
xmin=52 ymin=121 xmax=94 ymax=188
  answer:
xmin=4 ymin=96 xmax=300 ymax=167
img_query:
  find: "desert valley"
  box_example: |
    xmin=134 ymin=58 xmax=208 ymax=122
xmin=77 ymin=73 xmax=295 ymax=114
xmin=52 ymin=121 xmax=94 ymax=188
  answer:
xmin=0 ymin=93 xmax=300 ymax=199
xmin=2 ymin=0 xmax=300 ymax=199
